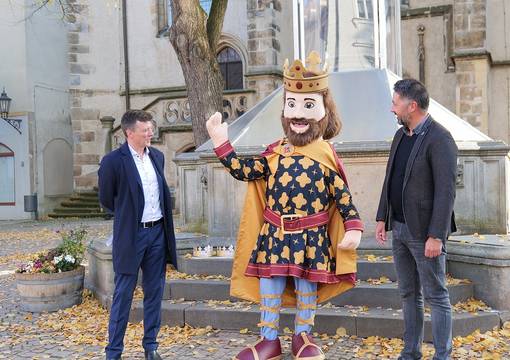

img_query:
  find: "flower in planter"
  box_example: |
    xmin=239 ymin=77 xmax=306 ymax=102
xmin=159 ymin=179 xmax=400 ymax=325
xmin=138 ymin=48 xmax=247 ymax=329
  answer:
xmin=16 ymin=226 xmax=88 ymax=274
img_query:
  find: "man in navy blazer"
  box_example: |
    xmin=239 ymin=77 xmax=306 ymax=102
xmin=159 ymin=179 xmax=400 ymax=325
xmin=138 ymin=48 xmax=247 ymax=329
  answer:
xmin=98 ymin=110 xmax=177 ymax=360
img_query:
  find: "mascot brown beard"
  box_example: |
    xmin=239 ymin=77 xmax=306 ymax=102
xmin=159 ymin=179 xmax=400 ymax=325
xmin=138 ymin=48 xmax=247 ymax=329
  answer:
xmin=207 ymin=51 xmax=363 ymax=360
xmin=281 ymin=87 xmax=341 ymax=147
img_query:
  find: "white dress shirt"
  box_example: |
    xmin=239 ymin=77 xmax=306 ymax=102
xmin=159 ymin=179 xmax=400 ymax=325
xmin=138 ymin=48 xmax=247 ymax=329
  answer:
xmin=128 ymin=144 xmax=163 ymax=222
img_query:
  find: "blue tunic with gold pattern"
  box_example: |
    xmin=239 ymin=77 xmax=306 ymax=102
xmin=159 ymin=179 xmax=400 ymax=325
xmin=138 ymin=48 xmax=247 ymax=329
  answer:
xmin=218 ymin=140 xmax=362 ymax=284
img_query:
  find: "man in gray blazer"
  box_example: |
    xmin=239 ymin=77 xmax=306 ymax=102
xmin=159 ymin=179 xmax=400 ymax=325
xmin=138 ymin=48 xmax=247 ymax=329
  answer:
xmin=375 ymin=79 xmax=457 ymax=360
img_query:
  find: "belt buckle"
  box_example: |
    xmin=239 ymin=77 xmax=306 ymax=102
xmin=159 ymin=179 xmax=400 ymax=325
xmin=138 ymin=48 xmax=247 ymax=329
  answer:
xmin=142 ymin=221 xmax=151 ymax=229
xmin=280 ymin=214 xmax=303 ymax=235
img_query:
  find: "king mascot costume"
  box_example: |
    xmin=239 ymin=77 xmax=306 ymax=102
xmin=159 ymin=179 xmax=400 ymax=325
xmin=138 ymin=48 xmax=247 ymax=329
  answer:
xmin=206 ymin=51 xmax=364 ymax=360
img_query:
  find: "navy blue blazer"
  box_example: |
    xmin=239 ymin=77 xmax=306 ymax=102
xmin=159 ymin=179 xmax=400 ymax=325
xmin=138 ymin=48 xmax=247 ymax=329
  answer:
xmin=98 ymin=142 xmax=178 ymax=274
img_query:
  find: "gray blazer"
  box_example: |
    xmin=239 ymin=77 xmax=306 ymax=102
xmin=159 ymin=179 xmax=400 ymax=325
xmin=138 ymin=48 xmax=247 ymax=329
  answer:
xmin=376 ymin=116 xmax=458 ymax=242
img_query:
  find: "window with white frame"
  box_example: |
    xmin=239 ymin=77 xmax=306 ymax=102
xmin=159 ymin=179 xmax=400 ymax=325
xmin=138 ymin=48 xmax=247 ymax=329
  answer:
xmin=356 ymin=0 xmax=373 ymax=20
xmin=0 ymin=143 xmax=15 ymax=205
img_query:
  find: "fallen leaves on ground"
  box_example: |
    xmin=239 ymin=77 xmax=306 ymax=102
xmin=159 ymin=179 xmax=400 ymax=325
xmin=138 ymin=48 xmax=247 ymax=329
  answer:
xmin=0 ymin=223 xmax=111 ymax=243
xmin=352 ymin=322 xmax=510 ymax=359
xmin=364 ymin=254 xmax=393 ymax=262
xmin=447 ymin=274 xmax=471 ymax=286
xmin=366 ymin=276 xmax=392 ymax=285
xmin=453 ymin=298 xmax=492 ymax=314
xmin=30 ymin=290 xmax=217 ymax=351
xmin=0 ymin=229 xmax=58 ymax=242
xmin=2 ymin=288 xmax=510 ymax=359
xmin=0 ymin=252 xmax=42 ymax=267
xmin=452 ymin=322 xmax=510 ymax=359
xmin=166 ymin=269 xmax=229 ymax=281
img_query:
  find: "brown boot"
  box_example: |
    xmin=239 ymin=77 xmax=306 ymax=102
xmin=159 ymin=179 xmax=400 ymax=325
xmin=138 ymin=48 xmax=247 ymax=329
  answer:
xmin=234 ymin=337 xmax=282 ymax=360
xmin=291 ymin=333 xmax=325 ymax=360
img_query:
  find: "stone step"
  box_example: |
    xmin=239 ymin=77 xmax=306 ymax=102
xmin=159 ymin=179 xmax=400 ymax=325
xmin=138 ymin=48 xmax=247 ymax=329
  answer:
xmin=69 ymin=195 xmax=99 ymax=202
xmin=61 ymin=200 xmax=101 ymax=208
xmin=129 ymin=300 xmax=501 ymax=341
xmin=76 ymin=191 xmax=99 ymax=198
xmin=177 ymin=255 xmax=397 ymax=280
xmin=47 ymin=212 xmax=106 ymax=219
xmin=53 ymin=207 xmax=101 ymax=214
xmin=163 ymin=279 xmax=473 ymax=309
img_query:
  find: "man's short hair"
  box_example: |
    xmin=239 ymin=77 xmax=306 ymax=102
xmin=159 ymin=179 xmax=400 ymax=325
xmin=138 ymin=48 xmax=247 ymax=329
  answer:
xmin=121 ymin=110 xmax=153 ymax=136
xmin=393 ymin=78 xmax=429 ymax=111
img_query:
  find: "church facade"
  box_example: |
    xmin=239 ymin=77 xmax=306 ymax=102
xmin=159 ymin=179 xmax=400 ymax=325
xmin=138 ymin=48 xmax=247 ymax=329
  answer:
xmin=1 ymin=0 xmax=509 ymax=219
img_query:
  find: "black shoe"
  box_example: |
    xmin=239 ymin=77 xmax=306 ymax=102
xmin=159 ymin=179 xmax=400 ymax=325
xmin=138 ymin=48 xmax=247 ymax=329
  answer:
xmin=145 ymin=350 xmax=162 ymax=360
xmin=106 ymin=357 xmax=121 ymax=360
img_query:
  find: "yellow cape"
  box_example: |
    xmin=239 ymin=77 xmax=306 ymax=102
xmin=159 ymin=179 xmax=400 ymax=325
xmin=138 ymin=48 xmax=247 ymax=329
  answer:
xmin=229 ymin=139 xmax=357 ymax=307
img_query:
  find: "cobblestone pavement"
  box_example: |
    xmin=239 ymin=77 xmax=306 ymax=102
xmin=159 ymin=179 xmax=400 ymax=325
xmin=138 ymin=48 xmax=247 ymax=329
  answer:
xmin=0 ymin=219 xmax=508 ymax=359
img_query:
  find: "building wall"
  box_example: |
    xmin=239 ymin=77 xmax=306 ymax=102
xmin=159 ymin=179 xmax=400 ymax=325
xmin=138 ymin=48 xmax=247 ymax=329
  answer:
xmin=25 ymin=3 xmax=73 ymax=215
xmin=70 ymin=0 xmax=279 ymax=197
xmin=0 ymin=1 xmax=28 ymax=110
xmin=401 ymin=4 xmax=456 ymax=112
xmin=0 ymin=116 xmax=31 ymax=220
xmin=0 ymin=1 xmax=72 ymax=219
xmin=401 ymin=0 xmax=510 ymax=145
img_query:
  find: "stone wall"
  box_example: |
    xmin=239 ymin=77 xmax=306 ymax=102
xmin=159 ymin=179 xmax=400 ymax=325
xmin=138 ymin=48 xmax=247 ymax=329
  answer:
xmin=68 ymin=1 xmax=105 ymax=190
xmin=245 ymin=0 xmax=284 ymax=102
xmin=453 ymin=0 xmax=490 ymax=134
xmin=403 ymin=0 xmax=510 ymax=144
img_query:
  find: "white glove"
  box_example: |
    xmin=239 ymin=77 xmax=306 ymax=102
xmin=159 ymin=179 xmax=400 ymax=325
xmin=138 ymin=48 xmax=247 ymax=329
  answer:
xmin=206 ymin=112 xmax=229 ymax=148
xmin=338 ymin=230 xmax=361 ymax=250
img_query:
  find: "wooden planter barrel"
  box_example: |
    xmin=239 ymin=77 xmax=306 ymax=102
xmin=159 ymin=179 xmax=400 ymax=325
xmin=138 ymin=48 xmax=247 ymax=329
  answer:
xmin=15 ymin=265 xmax=85 ymax=312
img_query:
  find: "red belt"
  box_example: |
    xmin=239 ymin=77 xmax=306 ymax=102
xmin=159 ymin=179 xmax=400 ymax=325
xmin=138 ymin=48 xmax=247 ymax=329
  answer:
xmin=263 ymin=207 xmax=329 ymax=235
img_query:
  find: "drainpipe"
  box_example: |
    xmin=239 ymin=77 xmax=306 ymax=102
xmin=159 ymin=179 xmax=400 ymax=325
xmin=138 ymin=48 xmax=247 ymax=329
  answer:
xmin=122 ymin=0 xmax=130 ymax=110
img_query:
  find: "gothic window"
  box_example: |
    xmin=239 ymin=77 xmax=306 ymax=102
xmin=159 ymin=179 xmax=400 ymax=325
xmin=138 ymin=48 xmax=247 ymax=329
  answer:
xmin=217 ymin=47 xmax=243 ymax=90
xmin=356 ymin=0 xmax=373 ymax=20
xmin=0 ymin=143 xmax=15 ymax=205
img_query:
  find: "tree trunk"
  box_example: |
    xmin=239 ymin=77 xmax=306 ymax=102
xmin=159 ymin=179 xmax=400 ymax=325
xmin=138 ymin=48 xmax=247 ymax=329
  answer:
xmin=169 ymin=0 xmax=228 ymax=147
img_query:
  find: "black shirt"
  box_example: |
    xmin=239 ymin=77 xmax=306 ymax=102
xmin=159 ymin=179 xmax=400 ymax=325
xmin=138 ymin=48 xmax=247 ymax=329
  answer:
xmin=389 ymin=133 xmax=418 ymax=223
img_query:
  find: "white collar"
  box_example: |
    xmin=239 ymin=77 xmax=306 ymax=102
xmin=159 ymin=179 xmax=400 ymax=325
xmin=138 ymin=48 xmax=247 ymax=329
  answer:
xmin=128 ymin=143 xmax=149 ymax=158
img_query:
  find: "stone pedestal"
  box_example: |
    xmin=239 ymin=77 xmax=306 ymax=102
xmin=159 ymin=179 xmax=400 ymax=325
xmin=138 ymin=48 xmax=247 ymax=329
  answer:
xmin=87 ymin=238 xmax=115 ymax=308
xmin=447 ymin=234 xmax=510 ymax=315
xmin=87 ymin=233 xmax=208 ymax=307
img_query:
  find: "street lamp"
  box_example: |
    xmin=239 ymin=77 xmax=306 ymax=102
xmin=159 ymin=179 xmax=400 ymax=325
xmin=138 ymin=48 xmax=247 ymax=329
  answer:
xmin=0 ymin=88 xmax=22 ymax=134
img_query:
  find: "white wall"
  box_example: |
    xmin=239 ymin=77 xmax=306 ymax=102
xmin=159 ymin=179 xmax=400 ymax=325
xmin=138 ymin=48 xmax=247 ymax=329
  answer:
xmin=0 ymin=1 xmax=28 ymax=111
xmin=126 ymin=1 xmax=184 ymax=90
xmin=24 ymin=1 xmax=73 ymax=213
xmin=0 ymin=115 xmax=31 ymax=220
xmin=0 ymin=1 xmax=72 ymax=218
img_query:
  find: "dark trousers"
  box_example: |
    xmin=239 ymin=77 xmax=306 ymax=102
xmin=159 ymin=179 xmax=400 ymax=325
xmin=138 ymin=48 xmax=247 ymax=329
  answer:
xmin=392 ymin=220 xmax=452 ymax=360
xmin=105 ymin=223 xmax=166 ymax=358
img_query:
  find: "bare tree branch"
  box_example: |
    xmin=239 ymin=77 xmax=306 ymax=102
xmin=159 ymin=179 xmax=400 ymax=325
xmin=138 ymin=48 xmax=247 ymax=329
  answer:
xmin=22 ymin=0 xmax=76 ymax=22
xmin=207 ymin=0 xmax=228 ymax=51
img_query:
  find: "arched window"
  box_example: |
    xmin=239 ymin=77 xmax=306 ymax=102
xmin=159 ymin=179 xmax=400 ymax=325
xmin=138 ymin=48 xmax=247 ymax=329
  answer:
xmin=217 ymin=47 xmax=244 ymax=90
xmin=0 ymin=143 xmax=15 ymax=205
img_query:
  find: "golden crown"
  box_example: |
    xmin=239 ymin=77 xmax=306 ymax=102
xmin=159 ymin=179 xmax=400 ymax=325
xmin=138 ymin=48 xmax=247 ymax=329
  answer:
xmin=283 ymin=51 xmax=329 ymax=93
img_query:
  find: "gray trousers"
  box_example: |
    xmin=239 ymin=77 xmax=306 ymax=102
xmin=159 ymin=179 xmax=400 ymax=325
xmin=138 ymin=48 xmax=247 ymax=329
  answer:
xmin=392 ymin=220 xmax=452 ymax=360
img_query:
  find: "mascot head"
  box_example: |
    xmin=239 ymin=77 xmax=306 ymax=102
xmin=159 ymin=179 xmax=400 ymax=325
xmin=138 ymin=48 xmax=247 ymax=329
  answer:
xmin=281 ymin=51 xmax=341 ymax=147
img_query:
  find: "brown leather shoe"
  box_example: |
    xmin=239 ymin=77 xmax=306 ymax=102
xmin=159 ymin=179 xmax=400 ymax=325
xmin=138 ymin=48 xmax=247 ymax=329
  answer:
xmin=291 ymin=333 xmax=325 ymax=360
xmin=234 ymin=337 xmax=282 ymax=360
